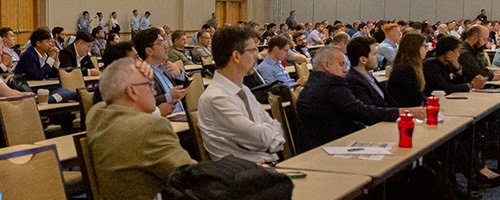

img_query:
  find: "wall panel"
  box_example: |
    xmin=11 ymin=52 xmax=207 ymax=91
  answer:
xmin=360 ymin=0 xmax=384 ymax=21
xmin=385 ymin=0 xmax=410 ymax=20
xmin=336 ymin=0 xmax=360 ymax=23
xmin=410 ymin=0 xmax=436 ymax=22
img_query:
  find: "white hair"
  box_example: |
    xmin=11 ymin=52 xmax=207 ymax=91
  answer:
xmin=312 ymin=46 xmax=342 ymax=72
xmin=99 ymin=57 xmax=138 ymax=104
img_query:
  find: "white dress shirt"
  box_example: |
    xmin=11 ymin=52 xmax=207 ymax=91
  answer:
xmin=198 ymin=71 xmax=285 ymax=163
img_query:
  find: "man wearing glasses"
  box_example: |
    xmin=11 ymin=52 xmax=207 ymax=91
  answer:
xmin=87 ymin=57 xmax=194 ymax=200
xmin=198 ymin=26 xmax=285 ymax=163
xmin=134 ymin=28 xmax=187 ymax=114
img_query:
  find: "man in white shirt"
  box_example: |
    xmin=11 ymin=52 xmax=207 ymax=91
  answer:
xmin=198 ymin=26 xmax=285 ymax=163
xmin=0 ymin=28 xmax=19 ymax=73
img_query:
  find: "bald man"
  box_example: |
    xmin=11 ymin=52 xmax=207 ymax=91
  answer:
xmin=296 ymin=46 xmax=424 ymax=151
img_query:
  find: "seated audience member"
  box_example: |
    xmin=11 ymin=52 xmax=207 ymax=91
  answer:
xmin=372 ymin=20 xmax=387 ymax=43
xmin=134 ymin=28 xmax=187 ymax=114
xmin=436 ymin=23 xmax=449 ymax=40
xmin=377 ymin=23 xmax=401 ymax=67
xmin=257 ymin=36 xmax=306 ymax=87
xmin=296 ymin=46 xmax=424 ymax=151
xmin=93 ymin=41 xmax=138 ymax=104
xmin=168 ymin=30 xmax=194 ymax=65
xmin=191 ymin=24 xmax=211 ymax=46
xmin=387 ymin=33 xmax=428 ymax=107
xmin=15 ymin=28 xmax=59 ymax=80
xmin=277 ymin=23 xmax=288 ymax=35
xmin=460 ymin=25 xmax=500 ymax=81
xmin=107 ymin=32 xmax=120 ymax=46
xmin=261 ymin=23 xmax=277 ymax=43
xmin=492 ymin=47 xmax=500 ymax=67
xmin=307 ymin=22 xmax=325 ymax=45
xmin=424 ymin=36 xmax=486 ymax=95
xmin=162 ymin=24 xmax=173 ymax=47
xmin=448 ymin=21 xmax=461 ymax=39
xmin=351 ymin=22 xmax=369 ymax=39
xmin=292 ymin=32 xmax=312 ymax=61
xmin=303 ymin=22 xmax=313 ymax=38
xmin=348 ymin=20 xmax=361 ymax=36
xmin=0 ymin=27 xmax=20 ymax=64
xmin=198 ymin=26 xmax=285 ymax=163
xmin=91 ymin=26 xmax=106 ymax=56
xmin=324 ymin=24 xmax=344 ymax=45
xmin=59 ymin=31 xmax=100 ymax=76
xmin=331 ymin=32 xmax=352 ymax=70
xmin=346 ymin=37 xmax=395 ymax=107
xmin=191 ymin=30 xmax=212 ymax=64
xmin=87 ymin=57 xmax=194 ymax=200
xmin=397 ymin=20 xmax=408 ymax=33
xmin=0 ymin=45 xmax=30 ymax=96
xmin=52 ymin=26 xmax=66 ymax=50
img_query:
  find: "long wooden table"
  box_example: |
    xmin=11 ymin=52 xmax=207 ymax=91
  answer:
xmin=28 ymin=76 xmax=100 ymax=91
xmin=442 ymin=92 xmax=500 ymax=122
xmin=277 ymin=116 xmax=473 ymax=186
xmin=37 ymin=102 xmax=80 ymax=116
xmin=277 ymin=169 xmax=371 ymax=200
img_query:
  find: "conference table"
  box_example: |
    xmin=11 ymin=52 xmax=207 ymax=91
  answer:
xmin=277 ymin=169 xmax=371 ymax=200
xmin=37 ymin=102 xmax=80 ymax=116
xmin=441 ymin=92 xmax=500 ymax=122
xmin=28 ymin=76 xmax=100 ymax=91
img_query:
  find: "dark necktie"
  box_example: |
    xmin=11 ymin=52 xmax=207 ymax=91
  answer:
xmin=237 ymin=90 xmax=254 ymax=121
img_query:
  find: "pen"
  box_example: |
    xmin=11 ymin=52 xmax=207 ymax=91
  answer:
xmin=347 ymin=148 xmax=364 ymax=152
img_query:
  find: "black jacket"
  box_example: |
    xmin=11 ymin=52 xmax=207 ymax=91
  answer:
xmin=387 ymin=62 xmax=427 ymax=107
xmin=296 ymin=71 xmax=399 ymax=151
xmin=423 ymin=57 xmax=469 ymax=96
xmin=59 ymin=43 xmax=95 ymax=76
xmin=346 ymin=68 xmax=394 ymax=107
xmin=15 ymin=46 xmax=58 ymax=80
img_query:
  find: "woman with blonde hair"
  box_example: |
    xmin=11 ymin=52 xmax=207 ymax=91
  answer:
xmin=387 ymin=32 xmax=428 ymax=107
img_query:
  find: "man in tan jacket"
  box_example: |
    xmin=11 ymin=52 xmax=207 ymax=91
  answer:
xmin=86 ymin=57 xmax=194 ymax=200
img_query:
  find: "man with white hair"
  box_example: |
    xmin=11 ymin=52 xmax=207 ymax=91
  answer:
xmin=86 ymin=57 xmax=194 ymax=200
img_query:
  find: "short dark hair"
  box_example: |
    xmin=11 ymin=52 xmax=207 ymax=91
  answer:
xmin=83 ymin=11 xmax=89 ymax=15
xmin=145 ymin=11 xmax=151 ymax=15
xmin=75 ymin=30 xmax=95 ymax=43
xmin=96 ymin=12 xmax=102 ymax=17
xmin=133 ymin=9 xmax=137 ymax=13
xmin=133 ymin=28 xmax=161 ymax=60
xmin=434 ymin=36 xmax=462 ymax=57
xmin=197 ymin=30 xmax=210 ymax=40
xmin=51 ymin=27 xmax=64 ymax=37
xmin=279 ymin=23 xmax=287 ymax=30
xmin=268 ymin=36 xmax=290 ymax=52
xmin=267 ymin=23 xmax=276 ymax=30
xmin=212 ymin=26 xmax=255 ymax=69
xmin=171 ymin=30 xmax=185 ymax=43
xmin=397 ymin=20 xmax=408 ymax=26
xmin=357 ymin=22 xmax=367 ymax=31
xmin=290 ymin=10 xmax=295 ymax=16
xmin=102 ymin=41 xmax=135 ymax=68
xmin=91 ymin=26 xmax=103 ymax=38
xmin=107 ymin=33 xmax=119 ymax=45
xmin=0 ymin=27 xmax=13 ymax=38
xmin=346 ymin=37 xmax=377 ymax=67
xmin=30 ymin=28 xmax=52 ymax=47
xmin=334 ymin=20 xmax=342 ymax=25
xmin=292 ymin=32 xmax=304 ymax=43
xmin=201 ymin=24 xmax=211 ymax=30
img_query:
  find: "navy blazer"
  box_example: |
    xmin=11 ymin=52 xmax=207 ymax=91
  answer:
xmin=15 ymin=46 xmax=58 ymax=80
xmin=346 ymin=68 xmax=395 ymax=107
xmin=59 ymin=43 xmax=95 ymax=76
xmin=297 ymin=71 xmax=399 ymax=151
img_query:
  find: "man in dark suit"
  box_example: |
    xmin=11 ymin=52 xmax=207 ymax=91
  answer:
xmin=134 ymin=28 xmax=187 ymax=115
xmin=296 ymin=46 xmax=424 ymax=151
xmin=59 ymin=30 xmax=100 ymax=76
xmin=15 ymin=28 xmax=60 ymax=80
xmin=346 ymin=37 xmax=395 ymax=107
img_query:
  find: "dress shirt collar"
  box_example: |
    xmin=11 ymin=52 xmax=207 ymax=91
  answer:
xmin=382 ymin=38 xmax=398 ymax=48
xmin=33 ymin=47 xmax=47 ymax=66
xmin=213 ymin=71 xmax=243 ymax=96
xmin=263 ymin=56 xmax=281 ymax=67
xmin=353 ymin=67 xmax=373 ymax=81
xmin=74 ymin=45 xmax=85 ymax=64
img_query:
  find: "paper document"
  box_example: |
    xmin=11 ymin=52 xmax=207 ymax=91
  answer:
xmin=471 ymin=88 xmax=500 ymax=93
xmin=322 ymin=147 xmax=393 ymax=155
xmin=326 ymin=141 xmax=395 ymax=161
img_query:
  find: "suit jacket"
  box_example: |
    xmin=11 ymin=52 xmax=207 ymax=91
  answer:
xmin=86 ymin=103 xmax=194 ymax=200
xmin=297 ymin=71 xmax=399 ymax=151
xmin=15 ymin=46 xmax=58 ymax=80
xmin=346 ymin=68 xmax=395 ymax=107
xmin=152 ymin=68 xmax=188 ymax=105
xmin=59 ymin=43 xmax=95 ymax=76
xmin=168 ymin=47 xmax=194 ymax=65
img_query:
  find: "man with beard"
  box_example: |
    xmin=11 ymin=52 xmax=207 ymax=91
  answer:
xmin=346 ymin=37 xmax=395 ymax=107
xmin=459 ymin=25 xmax=500 ymax=82
xmin=292 ymin=33 xmax=312 ymax=61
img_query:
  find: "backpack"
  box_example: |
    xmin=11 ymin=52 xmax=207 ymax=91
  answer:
xmin=163 ymin=156 xmax=294 ymax=200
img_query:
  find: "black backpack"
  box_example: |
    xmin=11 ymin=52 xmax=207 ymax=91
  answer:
xmin=163 ymin=156 xmax=294 ymax=200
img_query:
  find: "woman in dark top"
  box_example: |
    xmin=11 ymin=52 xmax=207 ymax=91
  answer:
xmin=423 ymin=36 xmax=485 ymax=96
xmin=387 ymin=33 xmax=427 ymax=107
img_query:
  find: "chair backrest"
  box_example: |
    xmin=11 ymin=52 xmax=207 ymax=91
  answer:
xmin=183 ymin=73 xmax=205 ymax=114
xmin=58 ymin=68 xmax=85 ymax=91
xmin=0 ymin=144 xmax=67 ymax=200
xmin=293 ymin=62 xmax=310 ymax=80
xmin=174 ymin=60 xmax=185 ymax=71
xmin=90 ymin=56 xmax=99 ymax=69
xmin=0 ymin=95 xmax=45 ymax=146
xmin=188 ymin=111 xmax=211 ymax=161
xmin=290 ymin=86 xmax=303 ymax=112
xmin=268 ymin=93 xmax=296 ymax=159
xmin=77 ymin=88 xmax=95 ymax=130
xmin=73 ymin=133 xmax=100 ymax=200
xmin=201 ymin=56 xmax=213 ymax=66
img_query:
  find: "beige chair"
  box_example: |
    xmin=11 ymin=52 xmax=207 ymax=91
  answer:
xmin=174 ymin=60 xmax=185 ymax=71
xmin=268 ymin=93 xmax=296 ymax=159
xmin=77 ymin=88 xmax=95 ymax=130
xmin=0 ymin=144 xmax=67 ymax=200
xmin=290 ymin=86 xmax=303 ymax=115
xmin=0 ymin=95 xmax=45 ymax=145
xmin=183 ymin=73 xmax=205 ymax=114
xmin=293 ymin=62 xmax=310 ymax=80
xmin=187 ymin=111 xmax=211 ymax=161
xmin=73 ymin=133 xmax=101 ymax=200
xmin=91 ymin=56 xmax=99 ymax=69
xmin=58 ymin=68 xmax=85 ymax=91
xmin=201 ymin=56 xmax=213 ymax=66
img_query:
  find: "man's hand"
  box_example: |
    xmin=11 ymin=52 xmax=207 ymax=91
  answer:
xmin=1 ymin=51 xmax=13 ymax=67
xmin=470 ymin=75 xmax=487 ymax=89
xmin=163 ymin=61 xmax=181 ymax=78
xmin=48 ymin=47 xmax=59 ymax=60
xmin=135 ymin=60 xmax=153 ymax=79
xmin=399 ymin=107 xmax=426 ymax=120
xmin=158 ymin=102 xmax=176 ymax=116
xmin=170 ymin=85 xmax=187 ymax=100
xmin=89 ymin=68 xmax=101 ymax=76
xmin=296 ymin=76 xmax=307 ymax=86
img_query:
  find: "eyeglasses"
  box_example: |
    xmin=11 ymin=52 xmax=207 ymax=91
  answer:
xmin=130 ymin=81 xmax=155 ymax=92
xmin=244 ymin=47 xmax=259 ymax=53
xmin=152 ymin=40 xmax=168 ymax=47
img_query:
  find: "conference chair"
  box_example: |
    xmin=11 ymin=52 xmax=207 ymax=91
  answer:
xmin=182 ymin=73 xmax=204 ymax=114
xmin=58 ymin=68 xmax=85 ymax=92
xmin=73 ymin=133 xmax=101 ymax=200
xmin=187 ymin=111 xmax=211 ymax=161
xmin=76 ymin=88 xmax=95 ymax=130
xmin=0 ymin=144 xmax=67 ymax=200
xmin=293 ymin=61 xmax=310 ymax=80
xmin=268 ymin=93 xmax=296 ymax=160
xmin=91 ymin=56 xmax=100 ymax=70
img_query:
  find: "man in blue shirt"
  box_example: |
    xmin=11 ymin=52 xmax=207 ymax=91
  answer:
xmin=77 ymin=11 xmax=91 ymax=33
xmin=377 ymin=23 xmax=401 ymax=67
xmin=257 ymin=36 xmax=305 ymax=87
xmin=130 ymin=10 xmax=140 ymax=39
xmin=139 ymin=11 xmax=152 ymax=31
xmin=134 ymin=28 xmax=187 ymax=114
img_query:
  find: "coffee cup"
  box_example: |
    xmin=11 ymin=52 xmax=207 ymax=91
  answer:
xmin=37 ymin=89 xmax=49 ymax=104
